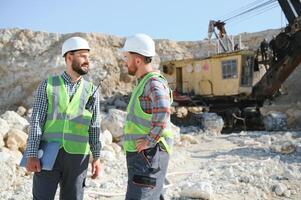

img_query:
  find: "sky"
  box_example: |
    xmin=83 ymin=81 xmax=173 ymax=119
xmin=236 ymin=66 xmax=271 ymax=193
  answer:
xmin=0 ymin=0 xmax=286 ymax=41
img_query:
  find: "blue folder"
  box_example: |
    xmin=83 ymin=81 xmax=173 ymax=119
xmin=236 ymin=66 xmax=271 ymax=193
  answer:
xmin=20 ymin=141 xmax=61 ymax=171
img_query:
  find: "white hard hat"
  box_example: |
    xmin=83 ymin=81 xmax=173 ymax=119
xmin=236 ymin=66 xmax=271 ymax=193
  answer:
xmin=121 ymin=33 xmax=156 ymax=57
xmin=61 ymin=36 xmax=90 ymax=57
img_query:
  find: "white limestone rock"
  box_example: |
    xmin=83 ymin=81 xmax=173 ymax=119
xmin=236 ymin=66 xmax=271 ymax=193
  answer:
xmin=0 ymin=118 xmax=10 ymax=138
xmin=5 ymin=128 xmax=28 ymax=152
xmin=99 ymin=150 xmax=115 ymax=162
xmin=1 ymin=111 xmax=29 ymax=131
xmin=171 ymin=123 xmax=181 ymax=145
xmin=110 ymin=143 xmax=122 ymax=154
xmin=180 ymin=181 xmax=213 ymax=200
xmin=0 ymin=118 xmax=9 ymax=148
xmin=101 ymin=109 xmax=126 ymax=140
xmin=274 ymin=183 xmax=288 ymax=196
xmin=263 ymin=112 xmax=287 ymax=131
xmin=175 ymin=107 xmax=188 ymax=118
xmin=201 ymin=112 xmax=224 ymax=135
xmin=101 ymin=129 xmax=113 ymax=146
xmin=16 ymin=106 xmax=27 ymax=116
xmin=180 ymin=134 xmax=199 ymax=144
xmin=0 ymin=151 xmax=17 ymax=192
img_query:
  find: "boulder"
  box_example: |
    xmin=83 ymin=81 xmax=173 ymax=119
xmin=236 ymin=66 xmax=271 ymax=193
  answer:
xmin=5 ymin=128 xmax=28 ymax=152
xmin=180 ymin=181 xmax=213 ymax=200
xmin=99 ymin=150 xmax=115 ymax=162
xmin=175 ymin=107 xmax=188 ymax=118
xmin=102 ymin=145 xmax=115 ymax=154
xmin=1 ymin=111 xmax=29 ymax=132
xmin=180 ymin=134 xmax=199 ymax=144
xmin=4 ymin=148 xmax=23 ymax=165
xmin=287 ymin=109 xmax=301 ymax=128
xmin=114 ymin=98 xmax=128 ymax=110
xmin=0 ymin=118 xmax=9 ymax=138
xmin=110 ymin=143 xmax=122 ymax=154
xmin=101 ymin=129 xmax=113 ymax=146
xmin=280 ymin=141 xmax=296 ymax=154
xmin=171 ymin=123 xmax=181 ymax=145
xmin=101 ymin=109 xmax=126 ymax=140
xmin=0 ymin=137 xmax=4 ymax=148
xmin=26 ymin=108 xmax=33 ymax=120
xmin=16 ymin=106 xmax=27 ymax=116
xmin=263 ymin=112 xmax=287 ymax=131
xmin=201 ymin=112 xmax=224 ymax=135
xmin=274 ymin=183 xmax=288 ymax=196
xmin=0 ymin=151 xmax=17 ymax=192
xmin=187 ymin=106 xmax=203 ymax=114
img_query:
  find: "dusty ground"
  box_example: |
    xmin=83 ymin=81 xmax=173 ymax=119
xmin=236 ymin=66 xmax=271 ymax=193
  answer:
xmin=2 ymin=131 xmax=301 ymax=200
xmin=85 ymin=131 xmax=301 ymax=200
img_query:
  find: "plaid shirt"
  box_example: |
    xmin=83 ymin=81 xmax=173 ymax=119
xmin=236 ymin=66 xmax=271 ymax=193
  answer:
xmin=138 ymin=73 xmax=171 ymax=142
xmin=26 ymin=72 xmax=101 ymax=159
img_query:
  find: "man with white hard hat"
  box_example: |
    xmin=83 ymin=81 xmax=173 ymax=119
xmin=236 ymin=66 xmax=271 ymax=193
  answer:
xmin=121 ymin=33 xmax=174 ymax=200
xmin=25 ymin=36 xmax=102 ymax=200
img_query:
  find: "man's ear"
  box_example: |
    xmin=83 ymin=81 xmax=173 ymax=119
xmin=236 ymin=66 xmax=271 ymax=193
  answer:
xmin=135 ymin=56 xmax=141 ymax=65
xmin=66 ymin=53 xmax=73 ymax=63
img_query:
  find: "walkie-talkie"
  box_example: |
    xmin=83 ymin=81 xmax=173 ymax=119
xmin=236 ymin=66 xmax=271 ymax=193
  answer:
xmin=85 ymin=83 xmax=101 ymax=111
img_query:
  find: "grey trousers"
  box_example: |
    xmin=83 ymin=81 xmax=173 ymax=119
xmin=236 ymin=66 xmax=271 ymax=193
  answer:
xmin=125 ymin=144 xmax=169 ymax=200
xmin=32 ymin=148 xmax=89 ymax=200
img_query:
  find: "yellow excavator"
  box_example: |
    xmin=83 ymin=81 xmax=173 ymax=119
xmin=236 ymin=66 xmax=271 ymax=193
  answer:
xmin=160 ymin=0 xmax=301 ymax=130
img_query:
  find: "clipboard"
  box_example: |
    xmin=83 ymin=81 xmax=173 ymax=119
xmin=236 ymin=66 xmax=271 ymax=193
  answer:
xmin=20 ymin=141 xmax=61 ymax=171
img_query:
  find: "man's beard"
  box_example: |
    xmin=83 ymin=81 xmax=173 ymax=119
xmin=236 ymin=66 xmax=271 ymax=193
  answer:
xmin=128 ymin=68 xmax=136 ymax=76
xmin=127 ymin=63 xmax=137 ymax=76
xmin=72 ymin=60 xmax=89 ymax=75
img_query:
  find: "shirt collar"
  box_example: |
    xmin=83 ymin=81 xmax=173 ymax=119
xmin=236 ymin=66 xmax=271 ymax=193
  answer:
xmin=137 ymin=71 xmax=159 ymax=83
xmin=61 ymin=71 xmax=81 ymax=84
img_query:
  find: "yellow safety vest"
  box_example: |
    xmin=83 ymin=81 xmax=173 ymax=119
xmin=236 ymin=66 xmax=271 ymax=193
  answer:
xmin=43 ymin=75 xmax=93 ymax=155
xmin=123 ymin=72 xmax=173 ymax=154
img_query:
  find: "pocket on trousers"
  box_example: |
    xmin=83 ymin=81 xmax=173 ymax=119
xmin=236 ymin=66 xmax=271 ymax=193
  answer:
xmin=132 ymin=174 xmax=156 ymax=188
xmin=141 ymin=145 xmax=161 ymax=174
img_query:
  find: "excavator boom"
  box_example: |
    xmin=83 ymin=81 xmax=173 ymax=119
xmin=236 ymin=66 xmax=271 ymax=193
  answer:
xmin=252 ymin=0 xmax=301 ymax=99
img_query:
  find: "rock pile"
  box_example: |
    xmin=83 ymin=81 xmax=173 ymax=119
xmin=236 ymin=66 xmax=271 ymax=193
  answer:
xmin=0 ymin=106 xmax=301 ymax=200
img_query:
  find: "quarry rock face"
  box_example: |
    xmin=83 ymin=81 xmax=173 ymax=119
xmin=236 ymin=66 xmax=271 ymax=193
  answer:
xmin=2 ymin=28 xmax=294 ymax=113
xmin=0 ymin=28 xmax=208 ymax=112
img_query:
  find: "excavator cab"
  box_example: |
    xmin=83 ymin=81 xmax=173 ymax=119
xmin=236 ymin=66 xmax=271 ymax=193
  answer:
xmin=160 ymin=0 xmax=301 ymax=130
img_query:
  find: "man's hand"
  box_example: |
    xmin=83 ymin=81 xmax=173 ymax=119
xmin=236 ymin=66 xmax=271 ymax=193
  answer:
xmin=136 ymin=138 xmax=150 ymax=152
xmin=91 ymin=159 xmax=101 ymax=179
xmin=26 ymin=157 xmax=41 ymax=172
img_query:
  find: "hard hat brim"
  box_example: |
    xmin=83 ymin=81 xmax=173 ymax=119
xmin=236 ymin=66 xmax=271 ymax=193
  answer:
xmin=119 ymin=47 xmax=156 ymax=57
xmin=62 ymin=49 xmax=90 ymax=57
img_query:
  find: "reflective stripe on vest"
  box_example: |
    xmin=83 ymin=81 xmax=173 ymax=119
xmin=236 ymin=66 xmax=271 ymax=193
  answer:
xmin=123 ymin=72 xmax=173 ymax=154
xmin=42 ymin=133 xmax=89 ymax=143
xmin=123 ymin=134 xmax=173 ymax=147
xmin=46 ymin=113 xmax=91 ymax=125
xmin=43 ymin=75 xmax=93 ymax=155
xmin=126 ymin=113 xmax=150 ymax=127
